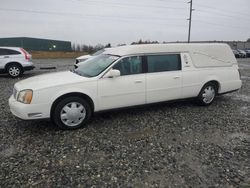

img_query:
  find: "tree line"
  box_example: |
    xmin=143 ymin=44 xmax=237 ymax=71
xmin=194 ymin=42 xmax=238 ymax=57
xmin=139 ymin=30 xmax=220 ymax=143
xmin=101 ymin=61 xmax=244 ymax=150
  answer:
xmin=72 ymin=38 xmax=250 ymax=53
xmin=71 ymin=40 xmax=160 ymax=53
xmin=71 ymin=43 xmax=111 ymax=53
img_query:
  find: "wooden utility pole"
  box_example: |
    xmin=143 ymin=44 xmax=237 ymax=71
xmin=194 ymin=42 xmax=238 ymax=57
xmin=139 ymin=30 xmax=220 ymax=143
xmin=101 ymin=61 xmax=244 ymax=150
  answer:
xmin=188 ymin=0 xmax=194 ymax=43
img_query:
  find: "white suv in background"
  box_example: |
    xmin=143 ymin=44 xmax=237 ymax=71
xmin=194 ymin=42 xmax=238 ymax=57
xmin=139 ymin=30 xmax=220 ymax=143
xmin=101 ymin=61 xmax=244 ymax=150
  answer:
xmin=0 ymin=47 xmax=34 ymax=78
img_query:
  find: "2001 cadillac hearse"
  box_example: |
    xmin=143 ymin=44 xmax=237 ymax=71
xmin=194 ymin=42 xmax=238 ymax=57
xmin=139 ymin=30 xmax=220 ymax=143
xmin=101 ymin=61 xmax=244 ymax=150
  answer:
xmin=9 ymin=43 xmax=242 ymax=129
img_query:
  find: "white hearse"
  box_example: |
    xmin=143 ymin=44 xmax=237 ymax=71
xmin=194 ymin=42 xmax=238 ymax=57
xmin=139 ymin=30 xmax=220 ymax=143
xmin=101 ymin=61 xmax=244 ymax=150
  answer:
xmin=9 ymin=43 xmax=242 ymax=129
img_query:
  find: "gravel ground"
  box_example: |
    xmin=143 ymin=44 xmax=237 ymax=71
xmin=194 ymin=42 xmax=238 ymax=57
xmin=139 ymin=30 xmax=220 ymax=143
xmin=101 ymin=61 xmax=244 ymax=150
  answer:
xmin=0 ymin=58 xmax=250 ymax=187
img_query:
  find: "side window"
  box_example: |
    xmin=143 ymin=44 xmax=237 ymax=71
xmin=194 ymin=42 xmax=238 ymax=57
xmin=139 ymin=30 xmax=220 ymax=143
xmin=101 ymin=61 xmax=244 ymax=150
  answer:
xmin=0 ymin=49 xmax=3 ymax=55
xmin=6 ymin=49 xmax=21 ymax=55
xmin=0 ymin=49 xmax=8 ymax=56
xmin=147 ymin=54 xmax=181 ymax=73
xmin=113 ymin=56 xmax=142 ymax=76
xmin=0 ymin=49 xmax=20 ymax=55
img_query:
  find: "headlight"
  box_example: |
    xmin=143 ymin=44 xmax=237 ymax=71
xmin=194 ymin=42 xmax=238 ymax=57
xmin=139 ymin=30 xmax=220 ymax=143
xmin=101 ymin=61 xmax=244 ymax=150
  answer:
xmin=17 ymin=89 xmax=33 ymax=104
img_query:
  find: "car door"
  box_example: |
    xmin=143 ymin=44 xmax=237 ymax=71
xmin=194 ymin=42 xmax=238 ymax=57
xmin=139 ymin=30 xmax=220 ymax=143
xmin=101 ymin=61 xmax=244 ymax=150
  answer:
xmin=146 ymin=54 xmax=182 ymax=103
xmin=97 ymin=56 xmax=146 ymax=111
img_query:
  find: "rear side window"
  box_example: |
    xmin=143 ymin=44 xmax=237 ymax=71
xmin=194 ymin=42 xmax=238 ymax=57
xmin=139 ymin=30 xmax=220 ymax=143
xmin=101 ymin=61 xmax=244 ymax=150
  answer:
xmin=147 ymin=54 xmax=181 ymax=73
xmin=113 ymin=56 xmax=142 ymax=76
xmin=0 ymin=49 xmax=5 ymax=56
xmin=6 ymin=49 xmax=21 ymax=55
xmin=0 ymin=49 xmax=21 ymax=55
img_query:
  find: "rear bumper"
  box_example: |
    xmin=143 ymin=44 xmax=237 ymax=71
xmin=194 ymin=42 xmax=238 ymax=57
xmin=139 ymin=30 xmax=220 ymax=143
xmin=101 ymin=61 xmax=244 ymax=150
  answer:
xmin=23 ymin=65 xmax=35 ymax=71
xmin=22 ymin=61 xmax=35 ymax=71
xmin=219 ymin=80 xmax=242 ymax=94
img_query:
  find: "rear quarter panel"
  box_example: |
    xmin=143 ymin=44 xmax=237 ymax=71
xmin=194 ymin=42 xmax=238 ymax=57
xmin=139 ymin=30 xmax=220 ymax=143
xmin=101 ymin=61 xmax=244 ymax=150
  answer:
xmin=181 ymin=52 xmax=241 ymax=98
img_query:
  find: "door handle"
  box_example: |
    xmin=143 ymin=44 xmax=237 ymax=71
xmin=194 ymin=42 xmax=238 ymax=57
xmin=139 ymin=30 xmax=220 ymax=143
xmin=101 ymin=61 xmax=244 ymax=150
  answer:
xmin=4 ymin=56 xmax=9 ymax=58
xmin=135 ymin=80 xmax=142 ymax=83
xmin=173 ymin=76 xmax=180 ymax=79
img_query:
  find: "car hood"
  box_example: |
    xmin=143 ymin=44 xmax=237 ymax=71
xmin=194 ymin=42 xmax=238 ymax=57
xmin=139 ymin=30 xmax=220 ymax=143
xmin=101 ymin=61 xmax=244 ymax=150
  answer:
xmin=15 ymin=71 xmax=91 ymax=91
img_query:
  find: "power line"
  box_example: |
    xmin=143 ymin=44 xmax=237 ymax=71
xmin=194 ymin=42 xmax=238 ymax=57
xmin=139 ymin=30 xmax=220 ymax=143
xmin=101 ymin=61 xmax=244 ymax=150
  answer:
xmin=195 ymin=3 xmax=250 ymax=17
xmin=0 ymin=8 xmax=187 ymax=26
xmin=0 ymin=8 xmax=78 ymax=16
xmin=192 ymin=13 xmax=250 ymax=23
xmin=1 ymin=1 xmax=249 ymax=39
xmin=196 ymin=9 xmax=250 ymax=22
xmin=0 ymin=7 xmax=185 ymax=20
xmin=88 ymin=14 xmax=186 ymax=22
xmin=154 ymin=0 xmax=186 ymax=3
xmin=80 ymin=0 xmax=250 ymax=21
xmin=193 ymin=20 xmax=250 ymax=30
xmin=1 ymin=6 xmax=247 ymax=28
xmin=76 ymin=0 xmax=187 ymax=10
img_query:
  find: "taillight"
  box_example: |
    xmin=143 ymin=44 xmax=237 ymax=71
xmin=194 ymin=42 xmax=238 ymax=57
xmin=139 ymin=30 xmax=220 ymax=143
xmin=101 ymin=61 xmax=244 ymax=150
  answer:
xmin=20 ymin=48 xmax=30 ymax=60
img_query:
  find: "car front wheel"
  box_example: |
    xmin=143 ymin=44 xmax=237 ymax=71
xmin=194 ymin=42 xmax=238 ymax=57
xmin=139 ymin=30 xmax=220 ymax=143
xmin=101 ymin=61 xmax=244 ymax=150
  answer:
xmin=52 ymin=96 xmax=92 ymax=130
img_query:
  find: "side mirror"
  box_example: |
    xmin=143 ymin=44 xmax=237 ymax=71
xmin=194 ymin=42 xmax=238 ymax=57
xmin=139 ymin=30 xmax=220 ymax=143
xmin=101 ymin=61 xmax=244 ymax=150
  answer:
xmin=103 ymin=69 xmax=121 ymax=78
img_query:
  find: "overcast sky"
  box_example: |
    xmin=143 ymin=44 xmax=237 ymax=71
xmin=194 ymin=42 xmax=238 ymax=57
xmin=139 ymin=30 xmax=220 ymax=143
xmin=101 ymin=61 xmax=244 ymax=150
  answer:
xmin=1 ymin=0 xmax=250 ymax=45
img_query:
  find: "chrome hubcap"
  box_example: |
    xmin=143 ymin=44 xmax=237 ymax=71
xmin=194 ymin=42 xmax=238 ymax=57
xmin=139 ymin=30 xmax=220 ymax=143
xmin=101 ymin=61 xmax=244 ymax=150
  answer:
xmin=202 ymin=86 xmax=215 ymax=104
xmin=9 ymin=67 xmax=20 ymax=76
xmin=60 ymin=102 xmax=86 ymax=127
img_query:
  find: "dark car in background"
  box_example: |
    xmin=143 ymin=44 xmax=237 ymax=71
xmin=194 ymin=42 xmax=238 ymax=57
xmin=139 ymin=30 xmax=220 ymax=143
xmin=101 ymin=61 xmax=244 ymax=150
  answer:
xmin=232 ymin=50 xmax=240 ymax=58
xmin=244 ymin=49 xmax=250 ymax=57
xmin=237 ymin=49 xmax=247 ymax=58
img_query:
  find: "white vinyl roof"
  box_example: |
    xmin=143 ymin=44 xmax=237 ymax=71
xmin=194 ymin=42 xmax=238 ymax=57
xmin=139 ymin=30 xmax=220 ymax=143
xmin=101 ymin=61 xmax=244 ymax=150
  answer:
xmin=0 ymin=46 xmax=20 ymax=50
xmin=104 ymin=43 xmax=237 ymax=67
xmin=103 ymin=43 xmax=230 ymax=56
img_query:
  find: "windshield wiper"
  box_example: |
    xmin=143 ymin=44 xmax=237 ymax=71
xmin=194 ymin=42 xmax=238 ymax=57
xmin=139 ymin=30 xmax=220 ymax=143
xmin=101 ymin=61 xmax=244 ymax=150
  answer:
xmin=71 ymin=69 xmax=81 ymax=76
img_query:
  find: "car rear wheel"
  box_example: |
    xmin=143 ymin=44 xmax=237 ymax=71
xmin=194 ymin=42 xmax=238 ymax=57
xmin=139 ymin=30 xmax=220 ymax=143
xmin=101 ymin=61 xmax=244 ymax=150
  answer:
xmin=197 ymin=83 xmax=217 ymax=106
xmin=52 ymin=96 xmax=92 ymax=130
xmin=7 ymin=63 xmax=23 ymax=78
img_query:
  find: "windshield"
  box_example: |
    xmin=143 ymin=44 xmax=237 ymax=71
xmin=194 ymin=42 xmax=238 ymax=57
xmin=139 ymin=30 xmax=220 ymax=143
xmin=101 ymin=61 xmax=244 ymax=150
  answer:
xmin=92 ymin=49 xmax=105 ymax=56
xmin=74 ymin=54 xmax=119 ymax=77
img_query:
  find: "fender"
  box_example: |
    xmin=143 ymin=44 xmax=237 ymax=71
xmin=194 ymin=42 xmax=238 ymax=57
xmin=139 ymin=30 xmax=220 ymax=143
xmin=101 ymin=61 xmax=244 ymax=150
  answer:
xmin=200 ymin=75 xmax=221 ymax=93
xmin=50 ymin=87 xmax=97 ymax=110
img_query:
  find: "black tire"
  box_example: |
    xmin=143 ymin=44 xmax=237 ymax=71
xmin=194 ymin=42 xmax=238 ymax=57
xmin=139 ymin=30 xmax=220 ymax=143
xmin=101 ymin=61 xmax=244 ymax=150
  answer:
xmin=197 ymin=82 xmax=217 ymax=106
xmin=52 ymin=96 xmax=92 ymax=130
xmin=7 ymin=63 xmax=23 ymax=78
